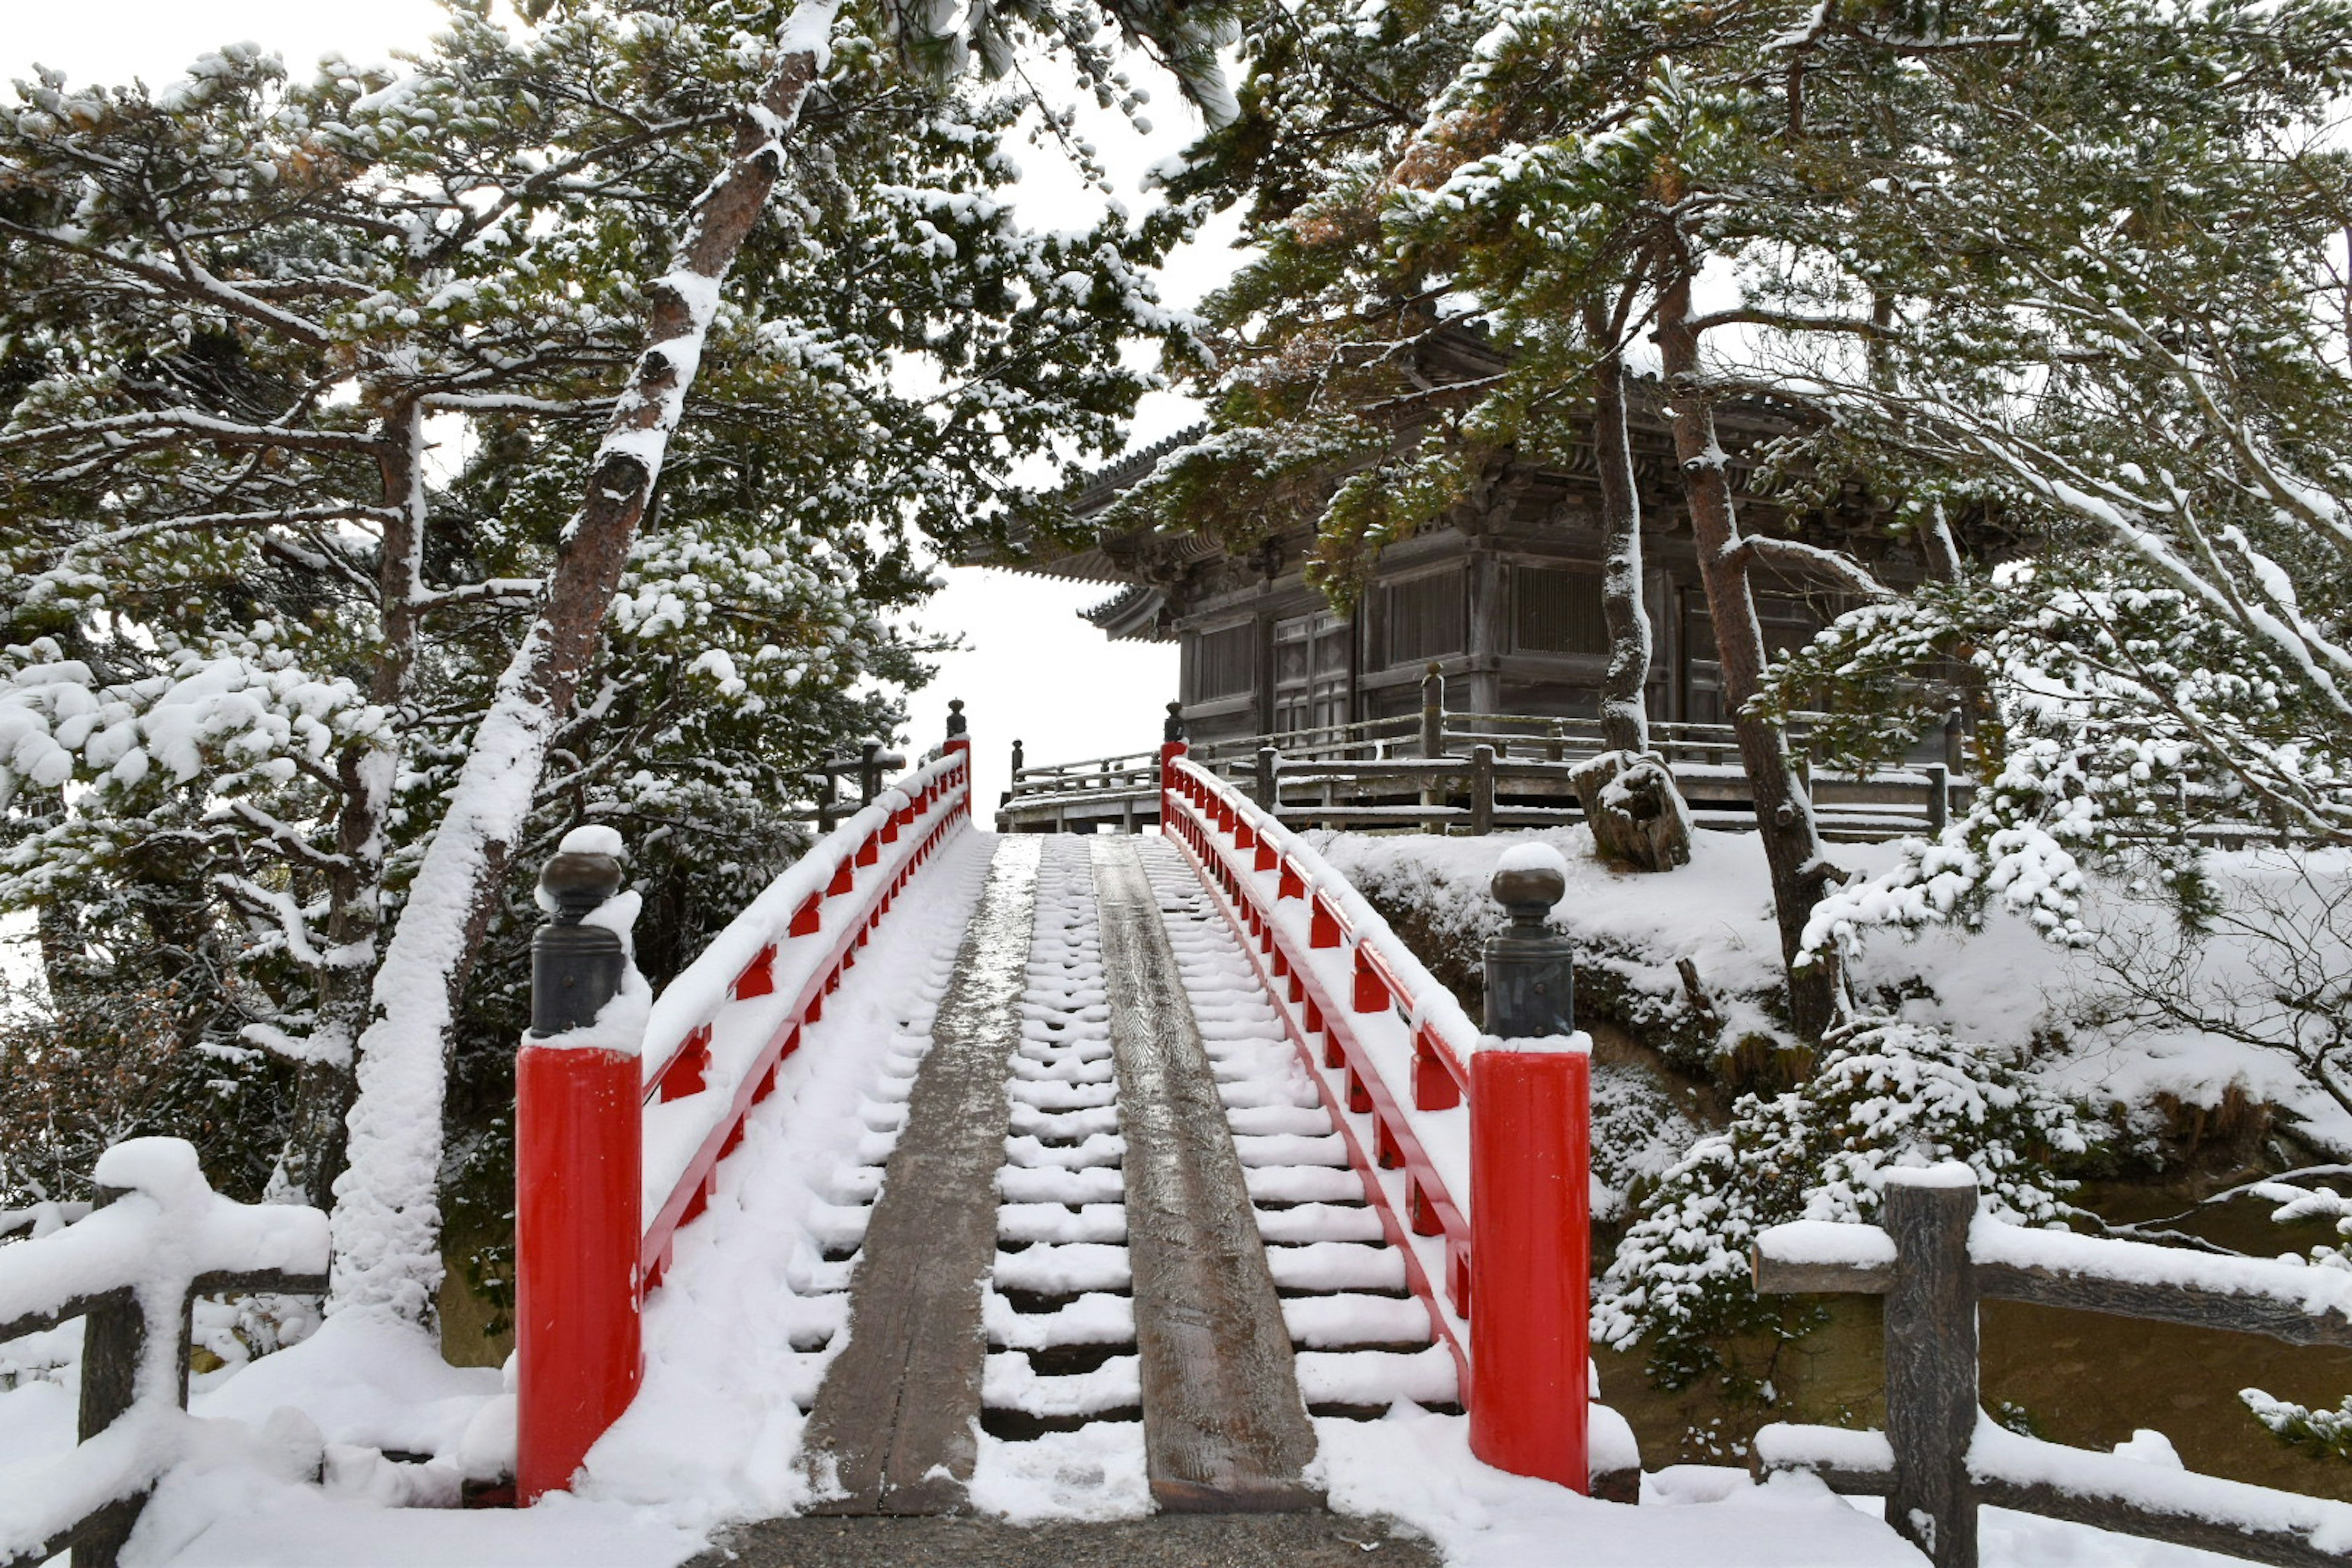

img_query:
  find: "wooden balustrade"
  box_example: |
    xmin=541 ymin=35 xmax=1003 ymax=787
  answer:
xmin=1752 ymin=1166 xmax=2352 ymax=1567
xmin=1003 ymin=706 xmax=1973 ymax=840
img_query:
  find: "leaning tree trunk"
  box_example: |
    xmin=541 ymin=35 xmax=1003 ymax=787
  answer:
xmin=1655 ymin=266 xmax=1843 ymax=1039
xmin=276 ymin=398 xmax=430 ymax=1211
xmin=1570 ymin=338 xmax=1693 ymax=872
xmin=328 ymin=6 xmax=842 ymax=1321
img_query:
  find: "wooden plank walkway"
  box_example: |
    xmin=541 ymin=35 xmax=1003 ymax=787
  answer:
xmin=695 ymin=1512 xmax=1439 ymax=1566
xmin=801 ymin=837 xmax=1042 ymax=1515
xmin=1089 ymin=837 xmax=1321 ymax=1512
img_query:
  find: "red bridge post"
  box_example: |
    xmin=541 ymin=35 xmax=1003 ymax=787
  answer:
xmin=1159 ymin=700 xmax=1187 ymax=829
xmin=516 ymin=832 xmax=643 ymax=1503
xmin=1469 ymin=850 xmax=1589 ymax=1492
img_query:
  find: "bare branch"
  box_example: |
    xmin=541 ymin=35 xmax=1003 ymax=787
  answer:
xmin=1724 ymin=533 xmax=1894 ymax=599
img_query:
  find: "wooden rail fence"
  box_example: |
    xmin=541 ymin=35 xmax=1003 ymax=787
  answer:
xmin=1752 ymin=1165 xmax=2352 ymax=1567
xmin=0 ymin=1140 xmax=327 ymax=1568
xmin=1001 ymin=690 xmax=1970 ymax=842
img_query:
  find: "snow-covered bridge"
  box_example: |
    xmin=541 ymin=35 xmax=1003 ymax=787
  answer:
xmin=511 ymin=733 xmax=1614 ymax=1520
xmin=12 ymin=729 xmax=2343 ymax=1568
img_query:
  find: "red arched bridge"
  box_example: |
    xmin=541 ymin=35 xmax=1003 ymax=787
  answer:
xmin=514 ymin=726 xmax=1611 ymax=1516
xmin=17 ymin=720 xmax=2352 ymax=1568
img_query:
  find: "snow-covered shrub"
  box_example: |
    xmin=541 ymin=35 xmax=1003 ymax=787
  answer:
xmin=2238 ymin=1180 xmax=2352 ymax=1458
xmin=1589 ymin=1061 xmax=1700 ymax=1223
xmin=1596 ymin=1014 xmax=2091 ymax=1391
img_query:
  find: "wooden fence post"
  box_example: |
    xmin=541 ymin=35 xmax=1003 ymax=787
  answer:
xmin=1256 ymin=746 xmax=1280 ymax=813
xmin=74 ymin=1183 xmax=141 ymax=1568
xmin=1926 ymin=763 xmax=1950 ymax=835
xmin=1943 ymin=710 xmax=1966 ymax=775
xmin=1421 ymin=662 xmax=1446 ymax=760
xmin=1470 ymin=745 xmax=1496 ymax=837
xmin=1883 ymin=1166 xmax=1980 ymax=1568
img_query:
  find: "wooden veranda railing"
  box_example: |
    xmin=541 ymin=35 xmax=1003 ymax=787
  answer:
xmin=999 ymin=680 xmax=1973 ymax=842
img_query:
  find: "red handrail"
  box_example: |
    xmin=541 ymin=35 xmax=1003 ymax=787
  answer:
xmin=517 ymin=742 xmax=972 ymax=1502
xmin=1159 ymin=750 xmax=1590 ymax=1494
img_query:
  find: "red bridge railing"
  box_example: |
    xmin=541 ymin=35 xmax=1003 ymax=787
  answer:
xmin=515 ymin=739 xmax=972 ymax=1501
xmin=1158 ymin=742 xmax=1593 ymax=1493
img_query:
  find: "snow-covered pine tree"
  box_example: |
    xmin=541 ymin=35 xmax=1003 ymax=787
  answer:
xmin=1595 ymin=1014 xmax=2089 ymax=1395
xmin=1101 ymin=0 xmax=1694 ymax=870
xmin=326 ymin=0 xmax=1242 ymax=1324
xmin=1 ymin=0 xmax=1227 ymax=1323
xmin=1761 ymin=0 xmax=2352 ymax=967
xmin=1128 ymin=0 xmax=1958 ymax=1032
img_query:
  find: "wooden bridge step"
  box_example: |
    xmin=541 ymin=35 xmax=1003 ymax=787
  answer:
xmin=693 ymin=1511 xmax=1440 ymax=1567
xmin=1089 ymin=836 xmax=1322 ymax=1514
xmin=799 ymin=837 xmax=1042 ymax=1516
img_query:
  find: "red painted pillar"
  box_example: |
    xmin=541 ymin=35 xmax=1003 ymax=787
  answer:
xmin=516 ymin=1041 xmax=643 ymax=1501
xmin=1468 ymin=1044 xmax=1589 ymax=1490
xmin=1159 ymin=740 xmax=1188 ymax=832
xmin=945 ymin=734 xmax=971 ymax=820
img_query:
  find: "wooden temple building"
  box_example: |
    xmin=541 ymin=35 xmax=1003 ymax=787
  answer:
xmin=1006 ymin=334 xmax=1961 ymax=758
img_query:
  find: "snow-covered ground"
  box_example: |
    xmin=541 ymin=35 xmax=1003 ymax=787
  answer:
xmin=0 ymin=827 xmax=2323 ymax=1566
xmin=1311 ymin=824 xmax=2352 ymax=1156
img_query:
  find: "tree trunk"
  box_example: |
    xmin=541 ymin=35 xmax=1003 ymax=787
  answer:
xmin=1591 ymin=341 xmax=1652 ymax=757
xmin=1655 ymin=265 xmax=1844 ymax=1039
xmin=1575 ymin=339 xmax=1692 ymax=872
xmin=276 ymin=399 xmax=429 ymax=1211
xmin=328 ymin=7 xmax=841 ymax=1321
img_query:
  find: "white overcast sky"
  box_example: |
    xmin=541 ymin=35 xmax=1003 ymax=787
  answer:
xmin=1 ymin=3 xmax=1248 ymax=810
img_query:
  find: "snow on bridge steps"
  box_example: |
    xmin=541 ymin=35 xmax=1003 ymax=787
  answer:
xmin=1753 ymin=1165 xmax=2352 ymax=1568
xmin=1156 ymin=744 xmax=1634 ymax=1499
xmin=514 ymin=739 xmax=972 ymax=1504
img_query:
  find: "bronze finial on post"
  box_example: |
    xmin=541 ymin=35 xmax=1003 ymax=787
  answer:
xmin=1483 ymin=852 xmax=1573 ymax=1038
xmin=1164 ymin=700 xmax=1186 ymax=744
xmin=531 ymin=835 xmax=625 ymax=1036
xmin=946 ymin=698 xmax=967 ymax=740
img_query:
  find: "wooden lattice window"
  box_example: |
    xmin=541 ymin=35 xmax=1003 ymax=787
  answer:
xmin=1513 ymin=566 xmax=1608 ymax=655
xmin=1381 ymin=570 xmax=1466 ymax=666
xmin=1185 ymin=622 xmax=1256 ymax=701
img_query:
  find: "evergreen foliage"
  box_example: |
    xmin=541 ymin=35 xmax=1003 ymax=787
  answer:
xmin=0 ymin=0 xmax=1200 ymax=1261
xmin=1595 ymin=1015 xmax=2091 ymax=1393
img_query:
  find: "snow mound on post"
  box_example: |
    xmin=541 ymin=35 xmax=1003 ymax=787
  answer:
xmin=1494 ymin=841 xmax=1570 ymax=879
xmin=91 ymin=1136 xmax=205 ymax=1196
xmin=557 ymin=824 xmax=625 ymax=858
